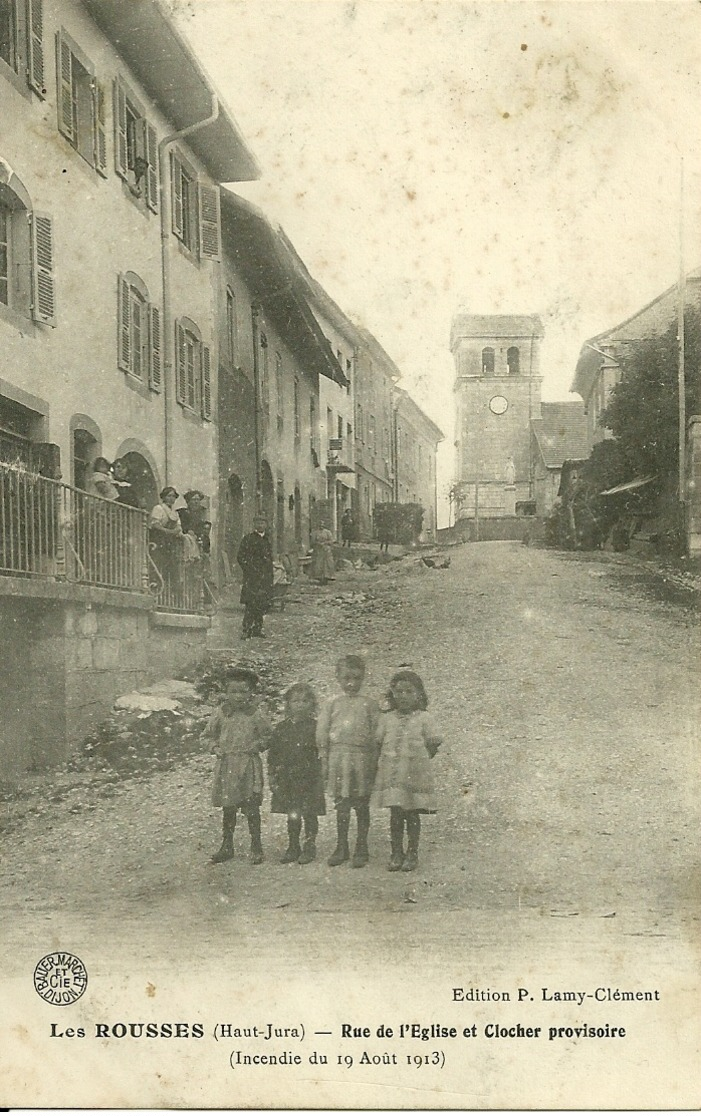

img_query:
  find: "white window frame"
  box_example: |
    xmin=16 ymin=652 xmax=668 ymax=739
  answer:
xmin=117 ymin=272 xmax=161 ymax=390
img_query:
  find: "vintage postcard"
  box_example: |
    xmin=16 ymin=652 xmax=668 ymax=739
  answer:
xmin=1 ymin=0 xmax=699 ymax=1109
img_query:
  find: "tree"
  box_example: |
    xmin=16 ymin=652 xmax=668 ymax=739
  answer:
xmin=601 ymin=308 xmax=700 ymax=486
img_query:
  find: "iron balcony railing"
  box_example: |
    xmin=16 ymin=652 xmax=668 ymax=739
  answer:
xmin=0 ymin=462 xmax=210 ymax=613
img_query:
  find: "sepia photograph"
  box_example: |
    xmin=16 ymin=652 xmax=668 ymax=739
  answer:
xmin=0 ymin=0 xmax=699 ymax=1108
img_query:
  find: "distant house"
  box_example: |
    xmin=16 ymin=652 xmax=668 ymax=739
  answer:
xmin=571 ymin=269 xmax=701 ymax=451
xmin=531 ymin=402 xmax=589 ymax=516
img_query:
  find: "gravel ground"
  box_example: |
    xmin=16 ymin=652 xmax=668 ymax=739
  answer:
xmin=1 ymin=541 xmax=698 ymax=979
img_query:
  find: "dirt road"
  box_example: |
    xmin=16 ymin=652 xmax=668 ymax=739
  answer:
xmin=1 ymin=542 xmax=698 ymax=980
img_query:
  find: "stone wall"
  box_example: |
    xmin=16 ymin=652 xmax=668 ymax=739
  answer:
xmin=0 ymin=592 xmax=210 ymax=779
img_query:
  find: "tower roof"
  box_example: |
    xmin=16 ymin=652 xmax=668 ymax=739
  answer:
xmin=450 ymin=313 xmax=544 ymax=350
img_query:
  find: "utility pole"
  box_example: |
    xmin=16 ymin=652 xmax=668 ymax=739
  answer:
xmin=677 ymin=159 xmax=686 ymax=541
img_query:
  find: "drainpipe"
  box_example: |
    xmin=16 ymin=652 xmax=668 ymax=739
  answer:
xmin=250 ymin=303 xmax=262 ymax=513
xmin=158 ymin=94 xmax=220 ymax=484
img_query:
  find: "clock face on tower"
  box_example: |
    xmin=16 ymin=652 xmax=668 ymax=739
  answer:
xmin=489 ymin=394 xmax=508 ymax=415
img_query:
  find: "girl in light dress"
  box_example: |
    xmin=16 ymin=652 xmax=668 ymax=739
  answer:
xmin=373 ymin=670 xmax=442 ymax=872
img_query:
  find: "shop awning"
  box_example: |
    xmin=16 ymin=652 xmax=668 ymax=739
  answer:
xmin=600 ymin=475 xmax=656 ymax=497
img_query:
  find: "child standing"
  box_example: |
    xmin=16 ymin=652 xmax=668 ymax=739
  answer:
xmin=267 ymin=684 xmax=326 ymax=864
xmin=204 ymin=669 xmax=272 ymax=865
xmin=374 ymin=670 xmax=442 ymax=872
xmin=317 ymin=654 xmax=380 ymax=868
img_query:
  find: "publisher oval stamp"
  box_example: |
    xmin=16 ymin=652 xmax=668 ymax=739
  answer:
xmin=34 ymin=952 xmax=88 ymax=1006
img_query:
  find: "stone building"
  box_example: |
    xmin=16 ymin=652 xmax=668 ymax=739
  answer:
xmin=393 ymin=389 xmax=444 ymax=540
xmin=218 ymin=191 xmax=347 ymax=569
xmin=353 ymin=328 xmax=398 ymax=539
xmin=451 ymin=313 xmax=543 ymax=522
xmin=0 ymin=0 xmax=258 ymax=774
xmin=530 ymin=401 xmax=589 ymax=517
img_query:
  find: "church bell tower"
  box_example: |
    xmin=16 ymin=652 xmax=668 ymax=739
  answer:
xmin=451 ymin=313 xmax=543 ymax=522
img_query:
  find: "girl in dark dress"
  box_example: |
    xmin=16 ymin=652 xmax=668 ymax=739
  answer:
xmin=268 ymin=683 xmax=326 ymax=864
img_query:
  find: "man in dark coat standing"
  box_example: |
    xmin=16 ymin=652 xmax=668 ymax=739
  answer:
xmin=237 ymin=515 xmax=274 ymax=638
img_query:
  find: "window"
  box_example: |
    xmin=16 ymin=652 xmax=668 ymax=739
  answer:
xmin=507 ymin=346 xmax=520 ymax=375
xmin=346 ymin=357 xmax=352 ymax=394
xmin=356 ymin=402 xmax=364 ymax=442
xmin=0 ymin=176 xmax=54 ymax=324
xmin=337 ymin=414 xmax=343 ymax=440
xmin=309 ymin=397 xmax=318 ymax=458
xmin=117 ymin=273 xmax=161 ymax=390
xmin=114 ymin=78 xmax=158 ymax=210
xmin=293 ymin=379 xmax=301 ymax=443
xmin=346 ymin=422 xmax=352 ymax=446
xmin=368 ymin=413 xmax=376 ymax=454
xmin=170 ymin=150 xmax=220 ymax=260
xmin=481 ymin=347 xmax=495 ymax=375
xmin=259 ymin=332 xmax=270 ymax=427
xmin=275 ymin=351 xmax=283 ymax=432
xmin=175 ymin=318 xmax=212 ymax=420
xmin=326 ymin=407 xmax=333 ymax=447
xmin=56 ymin=31 xmax=106 ymax=175
xmin=226 ymin=287 xmax=237 ymax=365
xmin=1 ymin=0 xmax=44 ymax=95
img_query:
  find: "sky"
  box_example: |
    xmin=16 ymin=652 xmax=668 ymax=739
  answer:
xmin=168 ymin=0 xmax=701 ymax=509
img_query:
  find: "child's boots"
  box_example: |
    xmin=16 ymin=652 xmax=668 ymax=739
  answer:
xmin=402 ymin=813 xmax=420 ymax=872
xmin=328 ymin=809 xmax=351 ymax=866
xmin=352 ymin=803 xmax=370 ymax=869
xmin=211 ymin=832 xmax=234 ymax=864
xmin=247 ymin=810 xmax=264 ymax=865
xmin=281 ymin=818 xmax=302 ymax=863
xmin=298 ymin=838 xmax=316 ymax=864
xmin=388 ymin=811 xmax=405 ymax=871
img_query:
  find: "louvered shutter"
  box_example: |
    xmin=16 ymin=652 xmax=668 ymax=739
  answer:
xmin=170 ymin=154 xmax=184 ymax=238
xmin=198 ymin=183 xmax=220 ymax=260
xmin=144 ymin=122 xmax=159 ymax=212
xmin=31 ymin=213 xmax=55 ymax=325
xmin=201 ymin=344 xmax=212 ymax=420
xmin=175 ymin=321 xmax=187 ymax=405
xmin=113 ymin=79 xmax=128 ymax=178
xmin=149 ymin=305 xmax=162 ymax=392
xmin=92 ymin=80 xmax=108 ymax=177
xmin=26 ymin=0 xmax=45 ymax=96
xmin=117 ymin=275 xmax=131 ymax=372
xmin=56 ymin=34 xmax=74 ymax=143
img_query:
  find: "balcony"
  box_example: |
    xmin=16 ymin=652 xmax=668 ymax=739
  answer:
xmin=0 ymin=462 xmax=210 ymax=614
xmin=326 ymin=438 xmax=354 ymax=475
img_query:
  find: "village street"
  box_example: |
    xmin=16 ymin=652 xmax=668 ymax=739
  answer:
xmin=1 ymin=541 xmax=698 ymax=990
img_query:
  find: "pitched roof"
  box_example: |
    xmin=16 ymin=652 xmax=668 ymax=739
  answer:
xmin=571 ymin=267 xmax=701 ymax=399
xmin=220 ymin=190 xmax=347 ymax=387
xmin=531 ymin=402 xmax=589 ymax=469
xmin=450 ymin=313 xmax=544 ymax=349
xmin=82 ymin=0 xmax=260 ymax=183
xmin=394 ymin=388 xmax=445 ymax=443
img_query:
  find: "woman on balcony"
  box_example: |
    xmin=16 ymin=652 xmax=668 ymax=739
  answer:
xmin=149 ymin=487 xmax=183 ymax=604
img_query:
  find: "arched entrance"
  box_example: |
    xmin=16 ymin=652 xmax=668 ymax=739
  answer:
xmin=260 ymin=460 xmax=275 ymax=534
xmin=120 ymin=452 xmax=158 ymax=510
xmin=225 ymin=473 xmax=244 ymax=573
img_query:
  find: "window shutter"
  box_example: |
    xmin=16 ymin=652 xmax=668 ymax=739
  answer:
xmin=117 ymin=275 xmax=131 ymax=372
xmin=56 ymin=34 xmax=74 ymax=143
xmin=144 ymin=122 xmax=159 ymax=213
xmin=26 ymin=0 xmax=45 ymax=96
xmin=92 ymin=80 xmax=108 ymax=177
xmin=170 ymin=153 xmax=184 ymax=238
xmin=113 ymin=79 xmax=128 ymax=178
xmin=201 ymin=344 xmax=212 ymax=420
xmin=30 ymin=213 xmax=55 ymax=325
xmin=175 ymin=321 xmax=187 ymax=405
xmin=198 ymin=183 xmax=220 ymax=261
xmin=148 ymin=305 xmax=162 ymax=392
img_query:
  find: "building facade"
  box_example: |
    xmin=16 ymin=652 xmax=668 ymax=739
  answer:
xmin=393 ymin=389 xmax=443 ymax=540
xmin=218 ymin=191 xmax=346 ymax=569
xmin=0 ymin=0 xmax=258 ymax=774
xmin=353 ymin=328 xmax=398 ymax=538
xmin=451 ymin=313 xmax=543 ymax=520
xmin=530 ymin=401 xmax=589 ymax=517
